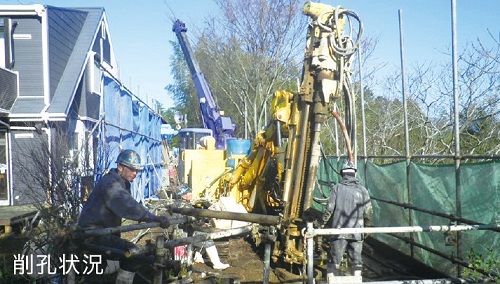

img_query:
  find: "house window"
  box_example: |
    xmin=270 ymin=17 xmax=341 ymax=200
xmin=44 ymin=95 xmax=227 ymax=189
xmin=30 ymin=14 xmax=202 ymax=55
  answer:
xmin=101 ymin=25 xmax=111 ymax=64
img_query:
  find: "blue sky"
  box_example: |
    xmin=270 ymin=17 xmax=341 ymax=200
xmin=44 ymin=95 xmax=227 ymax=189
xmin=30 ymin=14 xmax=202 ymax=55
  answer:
xmin=1 ymin=0 xmax=498 ymax=110
xmin=338 ymin=1 xmax=499 ymax=71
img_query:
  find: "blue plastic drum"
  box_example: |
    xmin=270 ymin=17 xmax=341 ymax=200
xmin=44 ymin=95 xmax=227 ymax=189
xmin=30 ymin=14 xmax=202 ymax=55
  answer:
xmin=226 ymin=139 xmax=251 ymax=168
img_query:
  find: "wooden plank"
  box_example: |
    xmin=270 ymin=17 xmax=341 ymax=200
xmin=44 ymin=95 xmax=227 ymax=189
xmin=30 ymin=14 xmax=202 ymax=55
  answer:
xmin=0 ymin=205 xmax=38 ymax=226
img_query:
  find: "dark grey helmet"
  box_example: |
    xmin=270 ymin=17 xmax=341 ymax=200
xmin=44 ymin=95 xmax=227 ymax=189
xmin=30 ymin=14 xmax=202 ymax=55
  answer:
xmin=117 ymin=149 xmax=143 ymax=170
xmin=341 ymin=160 xmax=357 ymax=172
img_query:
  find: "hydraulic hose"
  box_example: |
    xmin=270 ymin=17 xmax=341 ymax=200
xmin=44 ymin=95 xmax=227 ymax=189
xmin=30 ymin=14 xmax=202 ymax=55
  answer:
xmin=329 ymin=109 xmax=354 ymax=163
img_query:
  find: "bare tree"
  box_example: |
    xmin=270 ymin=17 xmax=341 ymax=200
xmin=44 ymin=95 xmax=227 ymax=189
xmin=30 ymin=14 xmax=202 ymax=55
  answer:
xmin=354 ymin=35 xmax=500 ymax=161
xmin=166 ymin=1 xmax=499 ymax=160
xmin=16 ymin=125 xmax=95 ymax=281
xmin=194 ymin=0 xmax=307 ymax=138
xmin=435 ymin=37 xmax=500 ymax=157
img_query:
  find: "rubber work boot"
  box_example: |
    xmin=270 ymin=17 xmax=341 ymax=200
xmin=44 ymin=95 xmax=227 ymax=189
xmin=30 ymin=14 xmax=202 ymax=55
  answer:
xmin=205 ymin=245 xmax=230 ymax=270
xmin=115 ymin=268 xmax=135 ymax=284
xmin=326 ymin=272 xmax=335 ymax=284
xmin=326 ymin=263 xmax=340 ymax=284
xmin=194 ymin=251 xmax=205 ymax=263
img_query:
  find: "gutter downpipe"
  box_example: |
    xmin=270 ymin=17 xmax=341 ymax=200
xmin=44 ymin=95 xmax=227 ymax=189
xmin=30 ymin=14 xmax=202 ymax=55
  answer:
xmin=0 ymin=121 xmax=11 ymax=205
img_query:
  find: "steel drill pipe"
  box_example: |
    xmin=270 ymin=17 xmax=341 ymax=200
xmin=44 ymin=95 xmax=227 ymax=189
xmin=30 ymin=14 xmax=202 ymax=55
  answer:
xmin=171 ymin=207 xmax=281 ymax=225
xmin=75 ymin=217 xmax=189 ymax=237
xmin=124 ymin=235 xmax=207 ymax=258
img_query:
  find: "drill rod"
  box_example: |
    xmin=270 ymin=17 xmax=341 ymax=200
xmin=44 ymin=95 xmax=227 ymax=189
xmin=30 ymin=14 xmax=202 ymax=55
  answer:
xmin=172 ymin=207 xmax=281 ymax=225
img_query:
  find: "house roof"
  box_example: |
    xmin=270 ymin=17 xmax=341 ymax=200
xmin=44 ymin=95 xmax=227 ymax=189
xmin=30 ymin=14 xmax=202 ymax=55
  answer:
xmin=6 ymin=5 xmax=105 ymax=120
xmin=45 ymin=6 xmax=104 ymax=117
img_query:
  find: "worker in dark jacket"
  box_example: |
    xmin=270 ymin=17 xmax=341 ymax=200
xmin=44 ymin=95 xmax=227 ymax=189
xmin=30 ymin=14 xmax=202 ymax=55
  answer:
xmin=322 ymin=160 xmax=373 ymax=282
xmin=77 ymin=149 xmax=169 ymax=284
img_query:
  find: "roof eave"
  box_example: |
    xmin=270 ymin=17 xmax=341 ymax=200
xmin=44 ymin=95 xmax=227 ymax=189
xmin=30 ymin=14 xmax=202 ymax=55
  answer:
xmin=0 ymin=4 xmax=45 ymax=17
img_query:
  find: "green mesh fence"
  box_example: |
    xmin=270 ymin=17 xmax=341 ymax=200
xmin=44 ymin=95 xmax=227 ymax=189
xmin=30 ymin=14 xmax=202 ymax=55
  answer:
xmin=314 ymin=157 xmax=500 ymax=277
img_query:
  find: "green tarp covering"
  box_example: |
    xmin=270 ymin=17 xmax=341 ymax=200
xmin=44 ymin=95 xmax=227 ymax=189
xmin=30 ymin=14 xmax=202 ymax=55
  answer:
xmin=315 ymin=157 xmax=499 ymax=276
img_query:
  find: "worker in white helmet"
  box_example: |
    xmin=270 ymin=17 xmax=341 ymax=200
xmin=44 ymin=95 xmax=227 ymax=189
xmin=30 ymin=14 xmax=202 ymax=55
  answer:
xmin=322 ymin=160 xmax=373 ymax=282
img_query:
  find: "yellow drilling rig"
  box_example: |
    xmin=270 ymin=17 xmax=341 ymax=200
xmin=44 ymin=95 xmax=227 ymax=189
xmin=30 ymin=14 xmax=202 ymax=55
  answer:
xmin=173 ymin=1 xmax=362 ymax=274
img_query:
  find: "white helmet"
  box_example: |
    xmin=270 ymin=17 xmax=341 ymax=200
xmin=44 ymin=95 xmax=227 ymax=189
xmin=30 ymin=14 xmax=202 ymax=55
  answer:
xmin=341 ymin=160 xmax=357 ymax=174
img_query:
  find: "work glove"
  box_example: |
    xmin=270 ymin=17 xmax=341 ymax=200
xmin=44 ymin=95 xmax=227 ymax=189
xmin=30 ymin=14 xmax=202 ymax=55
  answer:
xmin=363 ymin=216 xmax=373 ymax=239
xmin=155 ymin=216 xmax=170 ymax=228
xmin=321 ymin=236 xmax=332 ymax=251
xmin=187 ymin=216 xmax=197 ymax=223
xmin=321 ymin=241 xmax=331 ymax=252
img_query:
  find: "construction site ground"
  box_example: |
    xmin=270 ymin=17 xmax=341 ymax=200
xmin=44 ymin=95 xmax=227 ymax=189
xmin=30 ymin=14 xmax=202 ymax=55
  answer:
xmin=0 ymin=209 xmax=449 ymax=284
xmin=189 ymin=237 xmax=282 ymax=283
xmin=0 ymin=225 xmax=450 ymax=284
xmin=122 ymin=227 xmax=285 ymax=284
xmin=0 ymin=224 xmax=285 ymax=284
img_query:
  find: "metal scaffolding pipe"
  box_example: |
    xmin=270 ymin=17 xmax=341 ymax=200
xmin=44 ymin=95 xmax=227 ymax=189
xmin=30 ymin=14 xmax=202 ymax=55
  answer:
xmin=398 ymin=9 xmax=410 ymax=160
xmin=305 ymin=223 xmax=499 ymax=283
xmin=450 ymin=0 xmax=463 ymax=277
xmin=306 ymin=222 xmax=314 ymax=284
xmin=154 ymin=235 xmax=165 ymax=284
xmin=75 ymin=222 xmax=160 ymax=237
xmin=370 ymin=196 xmax=500 ymax=233
xmin=171 ymin=207 xmax=281 ymax=225
xmin=353 ymin=154 xmax=500 ymax=160
xmin=368 ymin=280 xmax=461 ymax=284
xmin=263 ymin=243 xmax=271 ymax=284
xmin=398 ymin=8 xmax=415 ymax=258
xmin=75 ymin=218 xmax=188 ymax=237
xmin=262 ymin=231 xmax=276 ymax=284
xmin=308 ymin=223 xmax=500 ymax=237
xmin=389 ymin=233 xmax=499 ymax=279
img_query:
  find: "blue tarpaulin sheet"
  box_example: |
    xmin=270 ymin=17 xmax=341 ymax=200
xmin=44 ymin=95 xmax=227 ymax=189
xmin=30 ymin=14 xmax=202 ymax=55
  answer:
xmin=96 ymin=75 xmax=163 ymax=203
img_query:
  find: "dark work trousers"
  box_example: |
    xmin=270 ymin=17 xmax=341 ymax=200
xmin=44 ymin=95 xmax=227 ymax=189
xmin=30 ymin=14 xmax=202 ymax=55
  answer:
xmin=82 ymin=234 xmax=146 ymax=283
xmin=328 ymin=239 xmax=363 ymax=271
xmin=93 ymin=234 xmax=144 ymax=271
xmin=192 ymin=231 xmax=215 ymax=250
